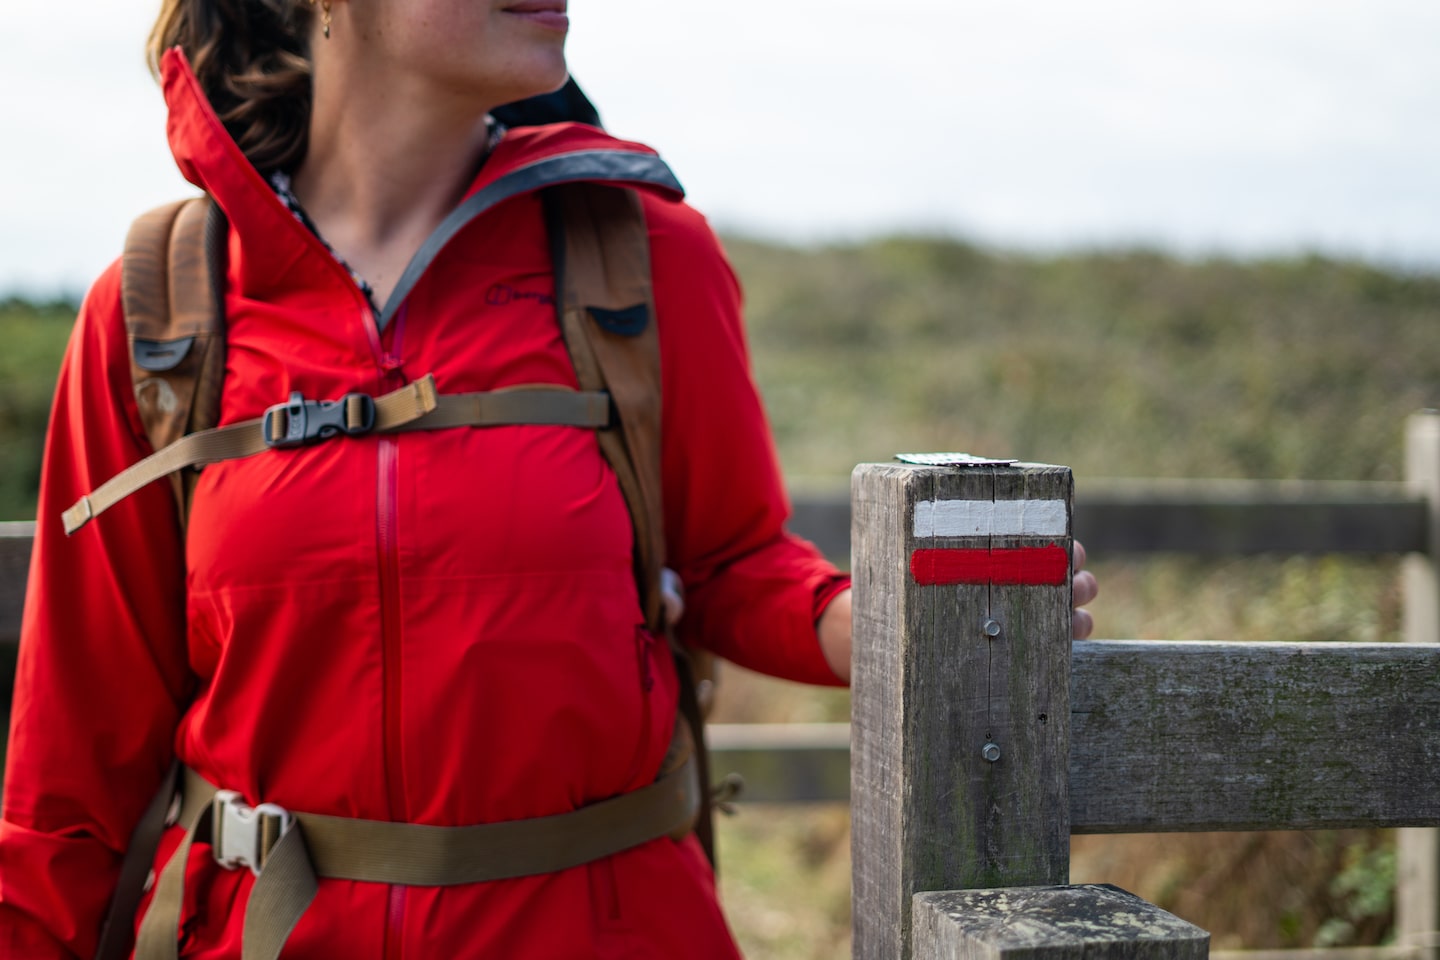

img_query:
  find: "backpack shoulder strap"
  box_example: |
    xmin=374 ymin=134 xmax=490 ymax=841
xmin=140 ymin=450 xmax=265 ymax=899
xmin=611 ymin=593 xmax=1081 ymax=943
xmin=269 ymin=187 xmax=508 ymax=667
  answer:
xmin=543 ymin=183 xmax=666 ymax=633
xmin=543 ymin=182 xmax=727 ymax=867
xmin=121 ymin=196 xmax=228 ymax=528
xmin=92 ymin=197 xmax=226 ymax=959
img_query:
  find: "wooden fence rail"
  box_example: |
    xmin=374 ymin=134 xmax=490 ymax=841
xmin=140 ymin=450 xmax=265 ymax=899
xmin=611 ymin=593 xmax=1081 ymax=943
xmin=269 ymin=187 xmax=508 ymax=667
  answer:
xmin=647 ymin=639 xmax=1440 ymax=835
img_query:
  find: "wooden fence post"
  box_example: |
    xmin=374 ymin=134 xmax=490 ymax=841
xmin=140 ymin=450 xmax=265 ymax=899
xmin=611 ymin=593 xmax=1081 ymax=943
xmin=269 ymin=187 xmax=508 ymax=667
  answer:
xmin=912 ymin=884 xmax=1209 ymax=959
xmin=851 ymin=461 xmax=1073 ymax=960
xmin=1400 ymin=412 xmax=1440 ymax=960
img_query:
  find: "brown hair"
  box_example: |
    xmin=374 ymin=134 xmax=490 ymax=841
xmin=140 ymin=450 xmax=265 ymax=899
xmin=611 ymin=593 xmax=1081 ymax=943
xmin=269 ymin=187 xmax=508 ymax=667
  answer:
xmin=147 ymin=0 xmax=316 ymax=173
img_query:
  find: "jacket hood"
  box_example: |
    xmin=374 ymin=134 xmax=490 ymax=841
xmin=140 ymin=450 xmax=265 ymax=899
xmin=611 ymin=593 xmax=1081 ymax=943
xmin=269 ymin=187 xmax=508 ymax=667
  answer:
xmin=158 ymin=48 xmax=684 ymax=302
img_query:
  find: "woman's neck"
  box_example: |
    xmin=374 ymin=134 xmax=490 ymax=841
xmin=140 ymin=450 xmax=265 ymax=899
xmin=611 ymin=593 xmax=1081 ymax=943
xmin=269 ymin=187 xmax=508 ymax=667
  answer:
xmin=290 ymin=63 xmax=497 ymax=311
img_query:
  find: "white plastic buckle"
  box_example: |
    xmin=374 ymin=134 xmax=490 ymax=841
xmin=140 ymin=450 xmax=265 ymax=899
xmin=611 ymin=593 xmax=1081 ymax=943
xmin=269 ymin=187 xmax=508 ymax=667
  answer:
xmin=211 ymin=790 xmax=294 ymax=876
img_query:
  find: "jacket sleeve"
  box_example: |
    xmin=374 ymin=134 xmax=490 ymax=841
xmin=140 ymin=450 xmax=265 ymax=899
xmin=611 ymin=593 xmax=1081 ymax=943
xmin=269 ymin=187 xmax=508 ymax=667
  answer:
xmin=647 ymin=195 xmax=849 ymax=687
xmin=0 ymin=261 xmax=192 ymax=959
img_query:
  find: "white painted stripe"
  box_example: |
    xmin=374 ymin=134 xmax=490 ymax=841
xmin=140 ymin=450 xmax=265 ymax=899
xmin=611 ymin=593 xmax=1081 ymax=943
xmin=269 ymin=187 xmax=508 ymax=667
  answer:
xmin=913 ymin=499 xmax=1068 ymax=538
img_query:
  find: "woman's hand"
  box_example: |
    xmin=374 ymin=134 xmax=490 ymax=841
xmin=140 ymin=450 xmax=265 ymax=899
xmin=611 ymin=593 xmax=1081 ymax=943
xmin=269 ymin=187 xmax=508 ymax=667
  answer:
xmin=818 ymin=539 xmax=1099 ymax=684
xmin=1072 ymin=540 xmax=1098 ymax=641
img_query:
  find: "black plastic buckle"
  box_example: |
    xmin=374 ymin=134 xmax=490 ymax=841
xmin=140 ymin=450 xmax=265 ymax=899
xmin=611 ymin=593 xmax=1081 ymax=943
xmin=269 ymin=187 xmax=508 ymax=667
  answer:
xmin=263 ymin=391 xmax=377 ymax=448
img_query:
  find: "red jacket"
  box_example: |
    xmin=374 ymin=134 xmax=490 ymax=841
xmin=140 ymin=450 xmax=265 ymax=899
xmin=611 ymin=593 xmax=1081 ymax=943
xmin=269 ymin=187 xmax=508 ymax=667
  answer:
xmin=0 ymin=50 xmax=846 ymax=960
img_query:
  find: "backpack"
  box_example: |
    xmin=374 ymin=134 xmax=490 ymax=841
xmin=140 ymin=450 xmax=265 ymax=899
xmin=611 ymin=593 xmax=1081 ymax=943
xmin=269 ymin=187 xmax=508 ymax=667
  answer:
xmin=80 ymin=179 xmax=727 ymax=960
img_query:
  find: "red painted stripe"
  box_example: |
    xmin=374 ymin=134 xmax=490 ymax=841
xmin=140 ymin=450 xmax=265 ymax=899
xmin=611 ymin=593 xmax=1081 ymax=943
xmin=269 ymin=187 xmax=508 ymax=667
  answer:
xmin=910 ymin=547 xmax=1070 ymax=586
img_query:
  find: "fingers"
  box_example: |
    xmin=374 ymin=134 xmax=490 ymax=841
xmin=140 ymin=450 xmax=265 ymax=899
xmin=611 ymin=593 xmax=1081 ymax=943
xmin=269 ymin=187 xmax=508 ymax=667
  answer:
xmin=1072 ymin=541 xmax=1096 ymax=640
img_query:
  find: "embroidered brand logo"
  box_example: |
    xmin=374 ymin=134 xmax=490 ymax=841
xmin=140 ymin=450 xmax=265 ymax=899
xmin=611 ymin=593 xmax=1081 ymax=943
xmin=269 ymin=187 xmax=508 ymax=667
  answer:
xmin=486 ymin=283 xmax=555 ymax=308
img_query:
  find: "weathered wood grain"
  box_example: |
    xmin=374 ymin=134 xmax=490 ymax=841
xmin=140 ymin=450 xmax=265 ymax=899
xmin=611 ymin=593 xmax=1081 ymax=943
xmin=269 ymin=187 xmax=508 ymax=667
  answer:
xmin=1070 ymin=640 xmax=1440 ymax=833
xmin=717 ymin=641 xmax=1440 ymax=829
xmin=710 ymin=637 xmax=1440 ymax=828
xmin=912 ymin=884 xmax=1209 ymax=960
xmin=1400 ymin=411 xmax=1440 ymax=960
xmin=852 ymin=462 xmax=916 ymax=960
xmin=852 ymin=462 xmax=1073 ymax=960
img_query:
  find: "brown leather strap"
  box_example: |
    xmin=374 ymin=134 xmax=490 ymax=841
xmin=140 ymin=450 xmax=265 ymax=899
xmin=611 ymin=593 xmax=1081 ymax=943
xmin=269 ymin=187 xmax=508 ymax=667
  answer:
xmin=123 ymin=197 xmax=227 ymax=530
xmin=135 ymin=728 xmax=699 ymax=960
xmin=545 ymin=185 xmax=667 ymax=636
xmin=542 ymin=184 xmax=728 ymax=867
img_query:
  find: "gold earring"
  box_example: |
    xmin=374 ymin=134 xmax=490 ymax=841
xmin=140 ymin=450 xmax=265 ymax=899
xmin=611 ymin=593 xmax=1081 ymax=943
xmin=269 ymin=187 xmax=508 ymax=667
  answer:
xmin=309 ymin=0 xmax=332 ymax=39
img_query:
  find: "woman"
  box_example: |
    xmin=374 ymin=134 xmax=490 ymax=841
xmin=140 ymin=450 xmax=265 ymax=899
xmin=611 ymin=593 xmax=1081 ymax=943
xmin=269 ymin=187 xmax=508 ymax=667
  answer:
xmin=1 ymin=0 xmax=1096 ymax=956
xmin=1 ymin=1 xmax=855 ymax=957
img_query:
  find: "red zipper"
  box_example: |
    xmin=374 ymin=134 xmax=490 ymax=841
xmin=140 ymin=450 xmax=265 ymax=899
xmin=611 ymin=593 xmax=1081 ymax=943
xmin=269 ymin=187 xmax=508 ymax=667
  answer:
xmin=384 ymin=884 xmax=406 ymax=960
xmin=373 ymin=302 xmax=409 ymax=960
xmin=378 ymin=434 xmax=404 ymax=818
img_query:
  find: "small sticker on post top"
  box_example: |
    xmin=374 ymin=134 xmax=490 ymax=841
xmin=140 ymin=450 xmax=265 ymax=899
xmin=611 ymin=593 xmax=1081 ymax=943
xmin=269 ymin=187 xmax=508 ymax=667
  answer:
xmin=894 ymin=453 xmax=1017 ymax=467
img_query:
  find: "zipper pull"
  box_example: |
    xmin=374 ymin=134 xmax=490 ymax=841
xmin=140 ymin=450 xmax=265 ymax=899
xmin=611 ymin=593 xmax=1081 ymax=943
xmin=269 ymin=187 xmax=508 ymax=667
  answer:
xmin=635 ymin=626 xmax=655 ymax=692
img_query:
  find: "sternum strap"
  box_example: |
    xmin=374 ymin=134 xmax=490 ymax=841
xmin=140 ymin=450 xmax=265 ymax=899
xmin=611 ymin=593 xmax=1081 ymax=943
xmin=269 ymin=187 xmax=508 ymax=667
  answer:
xmin=64 ymin=377 xmax=612 ymax=535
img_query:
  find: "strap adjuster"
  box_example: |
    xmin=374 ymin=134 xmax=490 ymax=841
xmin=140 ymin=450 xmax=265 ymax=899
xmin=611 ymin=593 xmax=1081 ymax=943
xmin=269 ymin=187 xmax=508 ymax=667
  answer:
xmin=211 ymin=790 xmax=294 ymax=876
xmin=263 ymin=391 xmax=377 ymax=448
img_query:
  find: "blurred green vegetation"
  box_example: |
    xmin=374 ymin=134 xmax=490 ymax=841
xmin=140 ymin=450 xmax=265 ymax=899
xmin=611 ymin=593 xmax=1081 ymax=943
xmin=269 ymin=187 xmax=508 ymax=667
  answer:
xmin=729 ymin=237 xmax=1440 ymax=486
xmin=0 ymin=297 xmax=74 ymax=520
xmin=2 ymin=241 xmax=1437 ymax=516
xmin=2 ymin=238 xmax=1436 ymax=957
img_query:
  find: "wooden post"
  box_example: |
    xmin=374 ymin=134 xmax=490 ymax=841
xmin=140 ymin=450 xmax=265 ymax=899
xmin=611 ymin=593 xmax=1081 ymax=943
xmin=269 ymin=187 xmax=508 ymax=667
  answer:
xmin=851 ymin=461 xmax=1073 ymax=960
xmin=0 ymin=522 xmax=34 ymax=648
xmin=1400 ymin=412 xmax=1440 ymax=960
xmin=912 ymin=884 xmax=1209 ymax=959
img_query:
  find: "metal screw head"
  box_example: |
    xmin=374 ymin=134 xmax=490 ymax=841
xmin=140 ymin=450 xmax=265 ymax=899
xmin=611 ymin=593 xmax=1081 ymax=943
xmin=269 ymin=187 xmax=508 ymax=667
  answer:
xmin=983 ymin=618 xmax=1002 ymax=638
xmin=981 ymin=742 xmax=1002 ymax=763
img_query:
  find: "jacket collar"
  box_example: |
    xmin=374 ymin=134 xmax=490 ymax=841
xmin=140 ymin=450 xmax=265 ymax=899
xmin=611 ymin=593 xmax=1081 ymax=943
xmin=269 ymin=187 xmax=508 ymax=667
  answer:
xmin=159 ymin=48 xmax=683 ymax=304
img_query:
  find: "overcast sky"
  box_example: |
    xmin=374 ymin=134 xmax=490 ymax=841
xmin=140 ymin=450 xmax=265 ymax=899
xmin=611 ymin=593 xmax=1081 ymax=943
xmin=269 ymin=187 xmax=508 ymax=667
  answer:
xmin=2 ymin=0 xmax=1438 ymax=296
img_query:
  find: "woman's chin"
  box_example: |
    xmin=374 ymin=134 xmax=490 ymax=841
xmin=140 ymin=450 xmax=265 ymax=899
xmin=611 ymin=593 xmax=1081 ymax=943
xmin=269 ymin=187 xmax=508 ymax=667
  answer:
xmin=472 ymin=49 xmax=567 ymax=104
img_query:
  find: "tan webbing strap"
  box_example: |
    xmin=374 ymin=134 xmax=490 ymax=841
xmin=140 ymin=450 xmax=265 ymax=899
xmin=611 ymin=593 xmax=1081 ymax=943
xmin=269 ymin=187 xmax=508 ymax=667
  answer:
xmin=132 ymin=779 xmax=212 ymax=960
xmin=135 ymin=731 xmax=699 ymax=960
xmin=241 ymin=827 xmax=318 ymax=960
xmin=64 ymin=381 xmax=614 ymax=535
xmin=393 ymin=385 xmax=611 ymax=433
xmin=64 ymin=377 xmax=440 ymax=535
xmin=545 ymin=184 xmax=667 ymax=635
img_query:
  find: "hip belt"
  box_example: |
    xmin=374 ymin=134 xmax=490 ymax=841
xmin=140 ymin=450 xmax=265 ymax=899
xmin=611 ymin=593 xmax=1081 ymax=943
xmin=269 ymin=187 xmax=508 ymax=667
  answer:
xmin=129 ymin=725 xmax=701 ymax=960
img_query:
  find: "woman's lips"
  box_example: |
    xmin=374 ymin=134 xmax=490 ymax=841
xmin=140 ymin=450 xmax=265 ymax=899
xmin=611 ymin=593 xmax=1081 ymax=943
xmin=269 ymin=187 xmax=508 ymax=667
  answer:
xmin=504 ymin=3 xmax=568 ymax=30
